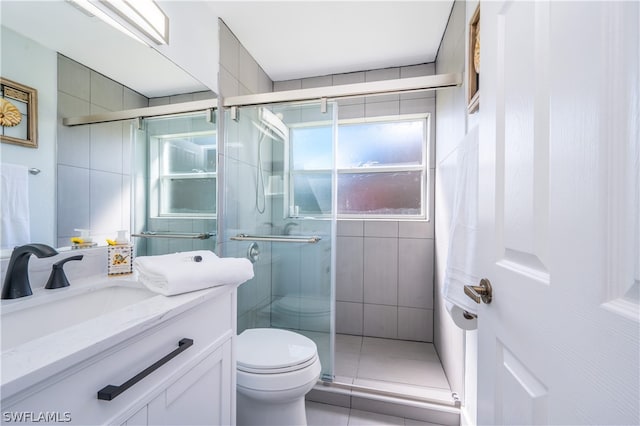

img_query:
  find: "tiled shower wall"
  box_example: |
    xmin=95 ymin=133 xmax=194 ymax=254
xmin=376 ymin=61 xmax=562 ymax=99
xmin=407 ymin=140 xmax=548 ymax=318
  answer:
xmin=335 ymin=220 xmax=434 ymax=341
xmin=56 ymin=55 xmax=148 ymax=247
xmin=274 ymin=64 xmax=437 ymax=342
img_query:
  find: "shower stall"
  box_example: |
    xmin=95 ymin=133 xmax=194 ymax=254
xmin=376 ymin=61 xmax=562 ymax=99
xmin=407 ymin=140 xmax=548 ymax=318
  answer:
xmin=218 ymin=89 xmax=456 ymax=412
xmin=220 ymin=101 xmax=337 ymax=380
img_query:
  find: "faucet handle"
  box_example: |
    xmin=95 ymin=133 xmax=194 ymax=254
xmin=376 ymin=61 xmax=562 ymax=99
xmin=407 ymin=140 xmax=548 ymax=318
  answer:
xmin=45 ymin=255 xmax=84 ymax=290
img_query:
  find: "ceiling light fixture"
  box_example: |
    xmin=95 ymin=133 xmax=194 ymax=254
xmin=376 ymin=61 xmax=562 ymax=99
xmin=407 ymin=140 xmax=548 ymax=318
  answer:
xmin=66 ymin=0 xmax=147 ymax=45
xmin=99 ymin=0 xmax=169 ymax=45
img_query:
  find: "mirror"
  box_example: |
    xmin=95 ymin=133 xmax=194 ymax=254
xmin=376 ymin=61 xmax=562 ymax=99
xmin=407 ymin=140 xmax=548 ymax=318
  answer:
xmin=0 ymin=1 xmax=217 ymax=254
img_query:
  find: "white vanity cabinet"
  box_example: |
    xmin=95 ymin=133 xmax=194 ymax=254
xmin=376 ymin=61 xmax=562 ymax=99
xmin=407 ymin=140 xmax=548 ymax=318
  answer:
xmin=1 ymin=285 xmax=237 ymax=426
xmin=122 ymin=339 xmax=232 ymax=426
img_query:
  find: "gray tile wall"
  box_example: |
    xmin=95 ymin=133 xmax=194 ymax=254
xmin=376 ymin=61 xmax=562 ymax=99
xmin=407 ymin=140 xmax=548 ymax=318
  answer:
xmin=275 ymin=64 xmax=437 ymax=342
xmin=57 ymin=55 xmax=148 ymax=247
xmin=217 ymin=20 xmax=272 ymax=98
xmin=335 ymin=220 xmax=434 ymax=342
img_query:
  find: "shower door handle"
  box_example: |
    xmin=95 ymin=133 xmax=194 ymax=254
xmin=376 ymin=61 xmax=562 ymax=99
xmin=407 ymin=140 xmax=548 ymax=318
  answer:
xmin=464 ymin=278 xmax=493 ymax=304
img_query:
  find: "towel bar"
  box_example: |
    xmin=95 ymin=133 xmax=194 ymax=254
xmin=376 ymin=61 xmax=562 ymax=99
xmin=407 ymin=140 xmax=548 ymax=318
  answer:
xmin=132 ymin=231 xmax=215 ymax=240
xmin=230 ymin=234 xmax=321 ymax=244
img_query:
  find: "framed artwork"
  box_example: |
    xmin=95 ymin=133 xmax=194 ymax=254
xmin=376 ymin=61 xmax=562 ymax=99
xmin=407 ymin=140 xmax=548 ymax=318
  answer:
xmin=467 ymin=4 xmax=480 ymax=113
xmin=1 ymin=77 xmax=38 ymax=148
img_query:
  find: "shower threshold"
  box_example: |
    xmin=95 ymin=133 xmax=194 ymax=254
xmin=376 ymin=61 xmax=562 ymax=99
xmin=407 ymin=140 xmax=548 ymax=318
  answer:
xmin=307 ymin=335 xmax=460 ymax=425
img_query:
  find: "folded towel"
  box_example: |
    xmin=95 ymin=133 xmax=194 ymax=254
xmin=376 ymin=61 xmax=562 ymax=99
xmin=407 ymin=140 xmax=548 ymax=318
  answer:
xmin=1 ymin=163 xmax=30 ymax=249
xmin=443 ymin=126 xmax=481 ymax=315
xmin=134 ymin=250 xmax=254 ymax=296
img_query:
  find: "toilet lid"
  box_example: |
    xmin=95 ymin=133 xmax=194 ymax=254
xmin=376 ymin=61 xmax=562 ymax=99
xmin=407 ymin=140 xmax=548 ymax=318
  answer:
xmin=237 ymin=328 xmax=318 ymax=373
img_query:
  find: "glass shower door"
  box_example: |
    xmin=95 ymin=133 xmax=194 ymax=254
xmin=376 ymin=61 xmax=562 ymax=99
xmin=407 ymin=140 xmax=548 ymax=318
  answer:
xmin=133 ymin=110 xmax=217 ymax=256
xmin=221 ymin=101 xmax=337 ymax=380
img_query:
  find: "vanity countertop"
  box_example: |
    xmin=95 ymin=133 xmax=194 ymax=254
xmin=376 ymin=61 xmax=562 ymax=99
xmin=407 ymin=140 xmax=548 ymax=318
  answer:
xmin=0 ymin=274 xmax=237 ymax=401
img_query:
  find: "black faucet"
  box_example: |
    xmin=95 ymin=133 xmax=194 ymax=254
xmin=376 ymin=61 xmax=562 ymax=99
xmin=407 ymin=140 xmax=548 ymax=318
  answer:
xmin=1 ymin=243 xmax=58 ymax=299
xmin=45 ymin=255 xmax=84 ymax=290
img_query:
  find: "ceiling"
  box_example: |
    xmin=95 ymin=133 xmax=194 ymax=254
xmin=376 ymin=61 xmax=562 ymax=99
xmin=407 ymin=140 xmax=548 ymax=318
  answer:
xmin=208 ymin=1 xmax=454 ymax=81
xmin=0 ymin=1 xmax=453 ymax=97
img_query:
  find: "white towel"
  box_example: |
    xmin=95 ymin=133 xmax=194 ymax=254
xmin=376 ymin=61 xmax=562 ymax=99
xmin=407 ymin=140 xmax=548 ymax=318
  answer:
xmin=443 ymin=126 xmax=481 ymax=315
xmin=134 ymin=250 xmax=254 ymax=296
xmin=1 ymin=163 xmax=30 ymax=249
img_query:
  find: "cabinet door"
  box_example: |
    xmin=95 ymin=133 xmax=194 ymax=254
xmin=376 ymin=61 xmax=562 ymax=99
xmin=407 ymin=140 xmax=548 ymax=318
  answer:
xmin=147 ymin=340 xmax=232 ymax=425
xmin=120 ymin=406 xmax=147 ymax=426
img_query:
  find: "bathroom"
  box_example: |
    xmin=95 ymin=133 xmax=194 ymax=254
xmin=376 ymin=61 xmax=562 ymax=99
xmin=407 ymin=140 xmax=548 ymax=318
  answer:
xmin=1 ymin=1 xmax=638 ymax=425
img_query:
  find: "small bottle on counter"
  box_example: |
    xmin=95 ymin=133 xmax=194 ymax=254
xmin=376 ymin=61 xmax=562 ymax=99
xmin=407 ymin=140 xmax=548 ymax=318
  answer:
xmin=107 ymin=230 xmax=133 ymax=276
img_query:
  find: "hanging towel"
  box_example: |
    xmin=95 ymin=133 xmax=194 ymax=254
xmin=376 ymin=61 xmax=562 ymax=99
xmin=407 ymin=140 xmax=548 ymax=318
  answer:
xmin=443 ymin=126 xmax=481 ymax=315
xmin=1 ymin=163 xmax=31 ymax=249
xmin=134 ymin=250 xmax=254 ymax=296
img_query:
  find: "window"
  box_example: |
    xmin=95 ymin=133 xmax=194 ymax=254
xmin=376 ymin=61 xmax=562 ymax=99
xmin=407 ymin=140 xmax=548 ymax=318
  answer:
xmin=153 ymin=132 xmax=217 ymax=218
xmin=289 ymin=114 xmax=429 ymax=219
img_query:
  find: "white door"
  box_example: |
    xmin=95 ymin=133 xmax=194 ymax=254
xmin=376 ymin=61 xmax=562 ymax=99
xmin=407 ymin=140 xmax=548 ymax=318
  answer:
xmin=477 ymin=1 xmax=639 ymax=424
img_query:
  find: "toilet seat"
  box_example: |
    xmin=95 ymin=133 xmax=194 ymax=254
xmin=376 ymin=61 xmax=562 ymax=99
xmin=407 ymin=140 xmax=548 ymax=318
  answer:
xmin=237 ymin=328 xmax=318 ymax=374
xmin=235 ymin=328 xmax=322 ymax=425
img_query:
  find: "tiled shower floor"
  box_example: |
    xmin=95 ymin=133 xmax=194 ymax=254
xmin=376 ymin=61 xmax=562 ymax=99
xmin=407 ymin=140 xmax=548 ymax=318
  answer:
xmin=333 ymin=334 xmax=453 ymax=402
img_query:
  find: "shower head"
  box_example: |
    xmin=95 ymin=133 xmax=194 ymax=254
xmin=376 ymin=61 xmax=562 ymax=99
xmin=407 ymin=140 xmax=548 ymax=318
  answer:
xmin=254 ymin=107 xmax=287 ymax=141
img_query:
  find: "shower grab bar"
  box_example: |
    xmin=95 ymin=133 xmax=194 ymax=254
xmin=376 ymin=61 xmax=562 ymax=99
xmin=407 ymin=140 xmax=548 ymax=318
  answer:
xmin=132 ymin=231 xmax=215 ymax=240
xmin=230 ymin=234 xmax=321 ymax=244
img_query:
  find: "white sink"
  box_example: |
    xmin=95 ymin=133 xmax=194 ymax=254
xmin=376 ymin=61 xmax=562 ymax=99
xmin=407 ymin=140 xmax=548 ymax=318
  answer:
xmin=1 ymin=283 xmax=156 ymax=351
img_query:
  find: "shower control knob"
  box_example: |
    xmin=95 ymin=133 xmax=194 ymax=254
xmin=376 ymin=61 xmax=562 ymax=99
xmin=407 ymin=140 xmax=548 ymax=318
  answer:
xmin=247 ymin=242 xmax=260 ymax=264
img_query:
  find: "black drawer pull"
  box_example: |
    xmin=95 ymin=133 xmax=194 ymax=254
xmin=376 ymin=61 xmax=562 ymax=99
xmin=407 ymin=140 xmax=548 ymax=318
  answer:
xmin=97 ymin=338 xmax=194 ymax=401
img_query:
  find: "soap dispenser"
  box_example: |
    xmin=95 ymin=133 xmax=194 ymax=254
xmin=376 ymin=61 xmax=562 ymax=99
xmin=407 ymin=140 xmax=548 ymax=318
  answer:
xmin=107 ymin=230 xmax=133 ymax=276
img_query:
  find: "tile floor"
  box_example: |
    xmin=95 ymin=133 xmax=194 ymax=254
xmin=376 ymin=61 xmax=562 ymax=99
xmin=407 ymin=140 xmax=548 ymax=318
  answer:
xmin=306 ymin=401 xmax=443 ymax=426
xmin=333 ymin=334 xmax=451 ymax=399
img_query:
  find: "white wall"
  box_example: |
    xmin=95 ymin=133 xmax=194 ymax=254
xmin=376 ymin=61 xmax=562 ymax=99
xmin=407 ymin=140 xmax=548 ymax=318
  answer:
xmin=0 ymin=27 xmax=57 ymax=247
xmin=155 ymin=1 xmax=220 ymax=94
xmin=434 ymin=0 xmax=479 ymax=422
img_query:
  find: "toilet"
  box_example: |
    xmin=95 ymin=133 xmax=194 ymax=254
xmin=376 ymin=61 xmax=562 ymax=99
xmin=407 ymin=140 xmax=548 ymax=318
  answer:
xmin=236 ymin=328 xmax=321 ymax=426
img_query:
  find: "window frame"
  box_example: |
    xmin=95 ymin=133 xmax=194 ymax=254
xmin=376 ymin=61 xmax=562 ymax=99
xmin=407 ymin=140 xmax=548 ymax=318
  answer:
xmin=287 ymin=113 xmax=430 ymax=221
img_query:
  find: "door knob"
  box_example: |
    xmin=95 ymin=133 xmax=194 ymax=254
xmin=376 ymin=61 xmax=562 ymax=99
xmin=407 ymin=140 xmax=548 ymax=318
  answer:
xmin=464 ymin=278 xmax=493 ymax=304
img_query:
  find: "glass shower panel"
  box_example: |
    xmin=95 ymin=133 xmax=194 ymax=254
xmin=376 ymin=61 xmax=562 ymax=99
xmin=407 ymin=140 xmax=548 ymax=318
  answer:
xmin=222 ymin=102 xmax=336 ymax=380
xmin=133 ymin=110 xmax=217 ymax=256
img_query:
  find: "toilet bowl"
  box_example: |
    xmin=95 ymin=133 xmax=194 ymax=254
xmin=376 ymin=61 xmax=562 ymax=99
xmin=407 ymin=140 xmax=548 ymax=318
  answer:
xmin=236 ymin=328 xmax=321 ymax=426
